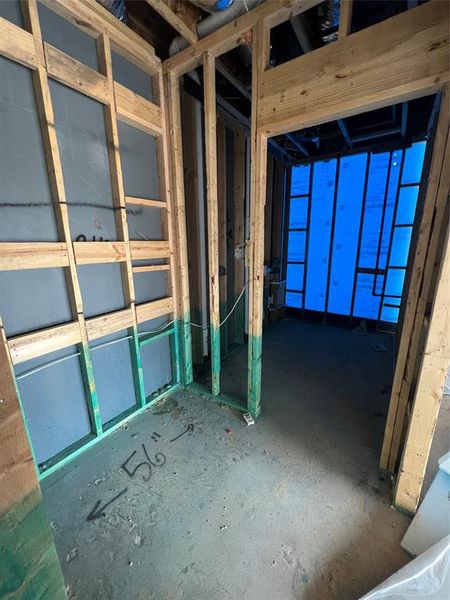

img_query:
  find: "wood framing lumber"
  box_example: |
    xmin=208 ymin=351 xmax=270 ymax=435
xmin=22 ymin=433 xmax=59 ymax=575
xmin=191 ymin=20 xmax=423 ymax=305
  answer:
xmin=136 ymin=297 xmax=174 ymax=323
xmin=217 ymin=114 xmax=228 ymax=355
xmin=247 ymin=20 xmax=268 ymax=418
xmin=86 ymin=307 xmax=133 ymax=341
xmin=257 ymin=1 xmax=449 ymax=136
xmin=97 ymin=32 xmax=148 ymax=405
xmin=22 ymin=0 xmax=86 ymax=317
xmin=233 ymin=128 xmax=246 ymax=346
xmin=154 ymin=67 xmax=190 ymax=385
xmin=24 ymin=0 xmax=102 ymax=435
xmin=0 ymin=243 xmax=69 ymax=270
xmin=0 ymin=322 xmax=66 ymax=598
xmin=130 ymin=240 xmax=171 ymax=260
xmin=126 ymin=196 xmax=167 ymax=209
xmin=216 ymin=59 xmax=251 ymax=101
xmin=145 ymin=0 xmax=198 ymax=45
xmin=163 ymin=0 xmax=322 ymax=76
xmin=180 ymin=89 xmax=203 ymax=366
xmin=73 ymin=241 xmax=126 ymax=265
xmin=0 ymin=15 xmax=37 ymax=69
xmin=97 ymin=34 xmax=137 ymax=307
xmin=8 ymin=297 xmax=174 ymax=364
xmin=41 ymin=0 xmax=160 ymax=74
xmin=0 ymin=241 xmax=170 ymax=269
xmin=164 ymin=71 xmax=193 ymax=382
xmin=203 ymin=52 xmax=221 ymax=396
xmin=114 ymin=82 xmax=163 ymax=136
xmin=8 ymin=322 xmax=82 ymax=365
xmin=132 ymin=264 xmax=171 ymax=273
xmin=394 ymin=219 xmax=450 ymax=514
xmin=380 ymin=87 xmax=450 ymax=472
xmin=44 ymin=43 xmax=110 ymax=104
xmin=338 ymin=0 xmax=353 ymax=38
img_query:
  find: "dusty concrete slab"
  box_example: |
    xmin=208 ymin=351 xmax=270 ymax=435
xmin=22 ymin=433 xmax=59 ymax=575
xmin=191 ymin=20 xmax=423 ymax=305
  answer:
xmin=42 ymin=320 xmax=411 ymax=600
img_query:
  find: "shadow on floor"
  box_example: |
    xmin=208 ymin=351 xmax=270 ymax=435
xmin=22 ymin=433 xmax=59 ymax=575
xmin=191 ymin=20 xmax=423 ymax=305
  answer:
xmin=43 ymin=318 xmax=412 ymax=600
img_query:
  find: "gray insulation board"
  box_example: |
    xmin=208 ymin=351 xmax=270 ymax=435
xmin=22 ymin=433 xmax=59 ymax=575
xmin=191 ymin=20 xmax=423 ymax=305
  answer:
xmin=50 ymin=80 xmax=118 ymax=242
xmin=90 ymin=330 xmax=137 ymax=425
xmin=0 ymin=12 xmax=172 ymax=463
xmin=0 ymin=0 xmax=23 ymax=27
xmin=15 ymin=347 xmax=92 ymax=464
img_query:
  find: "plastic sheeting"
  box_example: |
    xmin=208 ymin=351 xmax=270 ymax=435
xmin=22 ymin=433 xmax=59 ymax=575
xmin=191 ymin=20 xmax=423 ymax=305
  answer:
xmin=359 ymin=535 xmax=450 ymax=600
xmin=286 ymin=142 xmax=426 ymax=323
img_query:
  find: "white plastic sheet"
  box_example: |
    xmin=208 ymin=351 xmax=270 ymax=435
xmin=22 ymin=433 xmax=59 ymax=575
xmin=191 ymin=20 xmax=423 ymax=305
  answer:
xmin=359 ymin=535 xmax=450 ymax=600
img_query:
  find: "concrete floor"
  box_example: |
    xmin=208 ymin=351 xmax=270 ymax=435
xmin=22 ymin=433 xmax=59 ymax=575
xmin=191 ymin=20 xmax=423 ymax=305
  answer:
xmin=42 ymin=319 xmax=414 ymax=600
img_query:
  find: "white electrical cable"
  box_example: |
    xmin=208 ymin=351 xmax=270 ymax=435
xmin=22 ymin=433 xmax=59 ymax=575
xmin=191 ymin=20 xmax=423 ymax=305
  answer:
xmin=138 ymin=320 xmax=175 ymax=336
xmin=16 ymin=321 xmax=176 ymax=381
xmin=16 ymin=352 xmax=82 ymax=381
xmin=190 ymin=285 xmax=247 ymax=330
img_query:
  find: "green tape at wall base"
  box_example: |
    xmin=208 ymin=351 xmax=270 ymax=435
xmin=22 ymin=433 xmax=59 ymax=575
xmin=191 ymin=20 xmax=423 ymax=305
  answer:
xmin=0 ymin=489 xmax=66 ymax=599
xmin=248 ymin=333 xmax=262 ymax=418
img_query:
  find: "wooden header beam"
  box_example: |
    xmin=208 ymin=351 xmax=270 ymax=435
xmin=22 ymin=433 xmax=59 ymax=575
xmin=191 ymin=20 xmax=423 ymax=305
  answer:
xmin=257 ymin=0 xmax=449 ymax=136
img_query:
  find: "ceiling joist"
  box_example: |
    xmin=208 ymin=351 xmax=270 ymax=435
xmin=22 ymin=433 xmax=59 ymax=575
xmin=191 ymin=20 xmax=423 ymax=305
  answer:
xmin=144 ymin=0 xmax=198 ymax=45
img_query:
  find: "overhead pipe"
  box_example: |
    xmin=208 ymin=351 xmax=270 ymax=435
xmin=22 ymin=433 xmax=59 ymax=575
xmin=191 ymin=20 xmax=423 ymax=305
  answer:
xmin=169 ymin=0 xmax=263 ymax=56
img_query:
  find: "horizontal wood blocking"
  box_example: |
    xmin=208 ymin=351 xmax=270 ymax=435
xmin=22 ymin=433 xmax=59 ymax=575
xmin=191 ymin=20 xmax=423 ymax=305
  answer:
xmin=44 ymin=43 xmax=110 ymax=104
xmin=130 ymin=240 xmax=170 ymax=260
xmin=136 ymin=297 xmax=174 ymax=324
xmin=40 ymin=0 xmax=160 ymax=75
xmin=114 ymin=82 xmax=163 ymax=136
xmin=85 ymin=307 xmax=133 ymax=341
xmin=0 ymin=243 xmax=69 ymax=271
xmin=163 ymin=0 xmax=321 ymax=76
xmin=0 ymin=241 xmax=170 ymax=270
xmin=8 ymin=322 xmax=82 ymax=365
xmin=125 ymin=196 xmax=167 ymax=209
xmin=73 ymin=242 xmax=126 ymax=265
xmin=8 ymin=298 xmax=174 ymax=364
xmin=258 ymin=1 xmax=449 ymax=135
xmin=132 ymin=264 xmax=170 ymax=273
xmin=0 ymin=16 xmax=37 ymax=69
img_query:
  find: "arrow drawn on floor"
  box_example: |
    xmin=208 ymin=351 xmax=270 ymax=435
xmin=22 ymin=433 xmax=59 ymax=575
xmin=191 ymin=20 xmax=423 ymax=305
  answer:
xmin=87 ymin=488 xmax=128 ymax=521
xmin=170 ymin=423 xmax=194 ymax=443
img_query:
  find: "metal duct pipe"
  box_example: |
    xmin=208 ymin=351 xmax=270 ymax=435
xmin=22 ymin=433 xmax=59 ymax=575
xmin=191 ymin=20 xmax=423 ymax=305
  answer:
xmin=169 ymin=0 xmax=263 ymax=56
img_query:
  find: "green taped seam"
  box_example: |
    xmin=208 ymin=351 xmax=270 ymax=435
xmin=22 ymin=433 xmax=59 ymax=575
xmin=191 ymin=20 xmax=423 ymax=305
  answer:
xmin=248 ymin=333 xmax=262 ymax=418
xmin=38 ymin=382 xmax=182 ymax=481
xmin=0 ymin=489 xmax=66 ymax=599
xmin=171 ymin=322 xmax=182 ymax=385
xmin=182 ymin=313 xmax=193 ymax=385
xmin=80 ymin=342 xmax=102 ymax=435
xmin=210 ymin=323 xmax=221 ymax=397
xmin=129 ymin=327 xmax=147 ymax=408
xmin=139 ymin=326 xmax=174 ymax=348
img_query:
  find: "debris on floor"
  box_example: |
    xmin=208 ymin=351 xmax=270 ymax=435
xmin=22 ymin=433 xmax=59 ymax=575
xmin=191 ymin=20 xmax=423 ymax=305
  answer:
xmin=371 ymin=342 xmax=387 ymax=353
xmin=352 ymin=319 xmax=368 ymax=336
xmin=243 ymin=413 xmax=255 ymax=426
